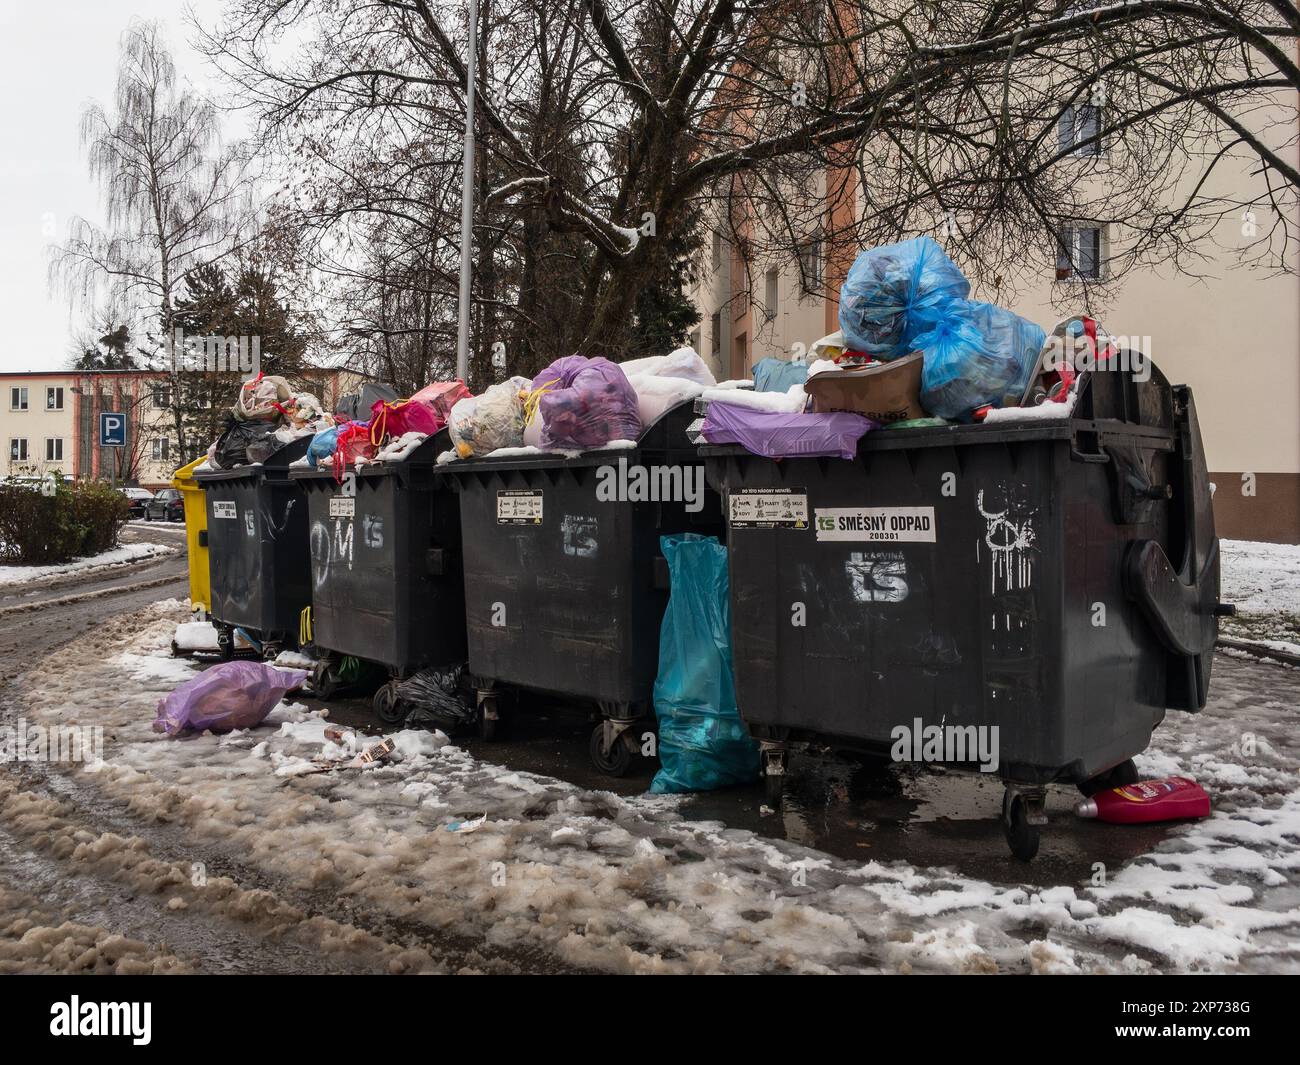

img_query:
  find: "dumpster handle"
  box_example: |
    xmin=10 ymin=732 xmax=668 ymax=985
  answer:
xmin=1069 ymin=443 xmax=1109 ymax=464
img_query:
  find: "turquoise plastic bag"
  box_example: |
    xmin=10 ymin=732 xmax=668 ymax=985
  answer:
xmin=914 ymin=298 xmax=1045 ymax=419
xmin=650 ymin=534 xmax=759 ymax=793
xmin=306 ymin=426 xmax=339 ymax=468
xmin=751 ymin=356 xmax=808 ymax=393
xmin=838 ymin=236 xmax=970 ymax=359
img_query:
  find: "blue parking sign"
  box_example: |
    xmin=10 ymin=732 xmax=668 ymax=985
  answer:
xmin=99 ymin=412 xmax=126 ymax=447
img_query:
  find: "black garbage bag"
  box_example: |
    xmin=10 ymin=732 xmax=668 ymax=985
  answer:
xmin=213 ymin=417 xmax=281 ymax=469
xmin=397 ymin=665 xmax=475 ymax=732
xmin=335 ymin=382 xmax=398 ymax=422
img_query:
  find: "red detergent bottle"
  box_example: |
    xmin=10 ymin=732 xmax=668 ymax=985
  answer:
xmin=1075 ymin=776 xmax=1211 ymax=824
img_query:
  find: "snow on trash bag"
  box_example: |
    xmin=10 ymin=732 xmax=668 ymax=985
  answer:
xmin=448 ymin=376 xmax=531 ymax=457
xmin=837 ymin=236 xmax=970 ymax=359
xmin=651 ymin=534 xmax=759 ymax=793
xmin=530 ymin=355 xmax=642 ymax=451
xmin=914 ymin=298 xmax=1046 ymax=419
xmin=152 ymin=660 xmax=309 ymax=736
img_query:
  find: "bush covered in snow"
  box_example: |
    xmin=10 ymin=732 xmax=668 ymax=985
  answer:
xmin=0 ymin=474 xmax=128 ymax=564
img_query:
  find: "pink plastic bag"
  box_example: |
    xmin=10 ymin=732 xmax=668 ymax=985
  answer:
xmin=370 ymin=381 xmax=472 ymax=444
xmin=152 ymin=661 xmax=309 ymax=736
xmin=531 ymin=355 xmax=642 ymax=450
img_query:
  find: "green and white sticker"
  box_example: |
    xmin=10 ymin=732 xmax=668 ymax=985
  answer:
xmin=815 ymin=506 xmax=936 ymax=542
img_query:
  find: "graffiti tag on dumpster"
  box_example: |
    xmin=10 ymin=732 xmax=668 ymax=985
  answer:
xmin=846 ymin=551 xmax=910 ymax=603
xmin=976 ymin=489 xmax=1035 ymax=593
xmin=497 ymin=489 xmax=543 ymax=524
xmin=815 ymin=506 xmax=936 ymax=543
xmin=728 ymin=488 xmax=809 ymax=529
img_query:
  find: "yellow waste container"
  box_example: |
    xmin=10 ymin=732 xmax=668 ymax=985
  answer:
xmin=172 ymin=457 xmax=211 ymax=615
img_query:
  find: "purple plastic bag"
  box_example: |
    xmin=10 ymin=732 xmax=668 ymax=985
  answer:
xmin=531 ymin=355 xmax=642 ymax=450
xmin=152 ymin=661 xmax=310 ymax=737
xmin=701 ymin=403 xmax=876 ymax=460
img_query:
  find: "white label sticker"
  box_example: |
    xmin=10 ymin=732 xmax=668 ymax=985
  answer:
xmin=497 ymin=489 xmax=543 ymax=524
xmin=329 ymin=497 xmax=355 ymax=518
xmin=212 ymin=501 xmax=237 ymax=519
xmin=728 ymin=488 xmax=809 ymax=529
xmin=815 ymin=506 xmax=937 ymax=542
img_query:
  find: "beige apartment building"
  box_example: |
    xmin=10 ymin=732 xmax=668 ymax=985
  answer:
xmin=687 ymin=105 xmax=1300 ymax=545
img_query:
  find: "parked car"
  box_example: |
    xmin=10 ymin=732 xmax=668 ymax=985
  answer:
xmin=144 ymin=487 xmax=184 ymax=522
xmin=120 ymin=486 xmax=154 ymax=519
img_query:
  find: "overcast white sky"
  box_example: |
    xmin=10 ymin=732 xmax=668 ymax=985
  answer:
xmin=0 ymin=0 xmax=233 ymax=372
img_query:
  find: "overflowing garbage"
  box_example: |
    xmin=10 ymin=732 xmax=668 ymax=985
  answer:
xmin=203 ymin=374 xmax=336 ymax=471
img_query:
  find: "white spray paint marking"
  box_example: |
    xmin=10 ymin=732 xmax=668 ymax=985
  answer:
xmin=976 ymin=489 xmax=1035 ymax=594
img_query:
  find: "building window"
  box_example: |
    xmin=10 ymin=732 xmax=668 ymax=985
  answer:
xmin=9 ymin=387 xmax=28 ymax=411
xmin=45 ymin=438 xmax=63 ymax=462
xmin=710 ymin=311 xmax=722 ymax=358
xmin=764 ymin=267 xmax=779 ymax=320
xmin=46 ymin=386 xmax=64 ymax=411
xmin=688 ymin=329 xmax=700 ymax=354
xmin=798 ymin=238 xmax=823 ymax=298
xmin=152 ymin=386 xmax=170 ymax=409
xmin=1056 ymin=226 xmax=1103 ymax=280
xmin=712 ymin=230 xmax=725 ymax=270
xmin=151 ymin=437 xmax=170 ymax=462
xmin=1059 ymin=103 xmax=1104 ymax=157
xmin=9 ymin=438 xmax=28 ymax=462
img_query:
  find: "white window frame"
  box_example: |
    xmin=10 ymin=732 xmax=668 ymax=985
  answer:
xmin=46 ymin=386 xmax=64 ymax=411
xmin=9 ymin=387 xmax=28 ymax=411
xmin=44 ymin=437 xmax=63 ymax=462
xmin=764 ymin=267 xmax=779 ymax=320
xmin=9 ymin=438 xmax=29 ymax=462
xmin=1059 ymin=103 xmax=1105 ymax=158
xmin=798 ymin=237 xmax=823 ymax=301
xmin=152 ymin=386 xmax=171 ymax=409
xmin=151 ymin=437 xmax=170 ymax=462
xmin=1056 ymin=225 xmax=1105 ymax=281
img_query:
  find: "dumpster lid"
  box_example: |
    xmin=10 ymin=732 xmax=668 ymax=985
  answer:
xmin=441 ymin=398 xmax=698 ymax=474
xmin=194 ymin=435 xmax=312 ymax=482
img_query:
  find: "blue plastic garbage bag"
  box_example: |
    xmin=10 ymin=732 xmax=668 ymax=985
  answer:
xmin=838 ymin=237 xmax=970 ymax=359
xmin=914 ymin=298 xmax=1046 ymax=419
xmin=306 ymin=425 xmax=340 ymax=468
xmin=650 ymin=534 xmax=759 ymax=793
xmin=751 ymin=356 xmax=808 ymax=393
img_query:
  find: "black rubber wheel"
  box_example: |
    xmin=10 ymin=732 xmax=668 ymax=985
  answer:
xmin=1077 ymin=758 xmax=1139 ymax=798
xmin=215 ymin=626 xmax=234 ymax=661
xmin=313 ymin=667 xmax=338 ymax=701
xmin=1003 ymin=794 xmax=1040 ymax=862
xmin=372 ymin=683 xmax=405 ymax=725
xmin=764 ymin=771 xmax=785 ymax=803
xmin=589 ymin=724 xmax=633 ymax=776
xmin=477 ymin=697 xmax=499 ymax=741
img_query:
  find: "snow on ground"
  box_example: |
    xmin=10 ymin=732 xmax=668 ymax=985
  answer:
xmin=1219 ymin=539 xmax=1300 ymax=655
xmin=0 ymin=541 xmax=176 ymax=587
xmin=12 ymin=599 xmax=1300 ymax=974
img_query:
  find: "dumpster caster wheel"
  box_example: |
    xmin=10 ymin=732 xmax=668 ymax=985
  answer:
xmin=215 ymin=625 xmax=234 ymax=661
xmin=1002 ymin=790 xmax=1044 ymax=862
xmin=372 ymin=683 xmax=405 ymax=725
xmin=1077 ymin=758 xmax=1139 ymax=797
xmin=313 ymin=664 xmax=338 ymax=701
xmin=477 ymin=693 xmax=500 ymax=741
xmin=589 ymin=723 xmax=633 ymax=777
xmin=763 ymin=771 xmax=784 ymax=803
